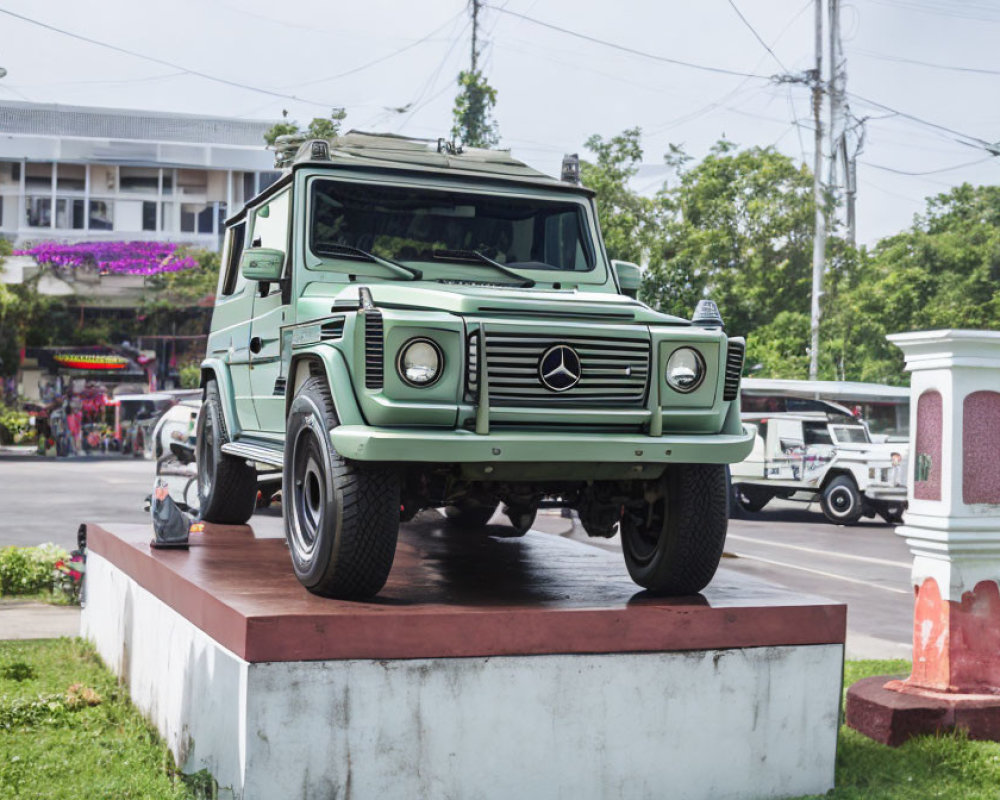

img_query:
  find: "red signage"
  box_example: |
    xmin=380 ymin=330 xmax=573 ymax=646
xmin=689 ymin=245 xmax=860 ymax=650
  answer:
xmin=53 ymin=354 xmax=129 ymax=371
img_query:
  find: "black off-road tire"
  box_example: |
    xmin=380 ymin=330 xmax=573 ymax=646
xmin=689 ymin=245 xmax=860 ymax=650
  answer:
xmin=621 ymin=464 xmax=729 ymax=595
xmin=284 ymin=376 xmax=400 ymax=599
xmin=879 ymin=503 xmax=905 ymax=525
xmin=196 ymin=380 xmax=257 ymax=524
xmin=503 ymin=505 xmax=537 ymax=537
xmin=820 ymin=475 xmax=863 ymax=525
xmin=732 ymin=484 xmax=772 ymax=513
xmin=444 ymin=502 xmax=497 ymax=530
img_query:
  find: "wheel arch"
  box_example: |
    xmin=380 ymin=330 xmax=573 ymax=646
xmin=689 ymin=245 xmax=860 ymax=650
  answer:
xmin=285 ymin=347 xmax=365 ymax=426
xmin=819 ymin=467 xmax=860 ymax=492
xmin=199 ymin=358 xmax=240 ymax=438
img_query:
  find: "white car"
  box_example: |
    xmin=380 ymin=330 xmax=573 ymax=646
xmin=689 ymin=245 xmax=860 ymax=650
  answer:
xmin=730 ymin=402 xmax=907 ymax=525
xmin=152 ymin=391 xmax=202 ymax=463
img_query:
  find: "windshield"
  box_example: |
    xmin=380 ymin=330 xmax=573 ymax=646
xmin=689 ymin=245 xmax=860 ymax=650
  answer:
xmin=831 ymin=425 xmax=871 ymax=444
xmin=310 ymin=180 xmax=594 ymax=274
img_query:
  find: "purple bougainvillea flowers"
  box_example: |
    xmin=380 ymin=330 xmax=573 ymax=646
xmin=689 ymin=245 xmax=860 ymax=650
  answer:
xmin=15 ymin=241 xmax=198 ymax=276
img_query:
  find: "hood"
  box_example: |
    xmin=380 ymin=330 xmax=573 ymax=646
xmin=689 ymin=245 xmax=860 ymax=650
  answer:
xmin=301 ymin=280 xmax=690 ymax=325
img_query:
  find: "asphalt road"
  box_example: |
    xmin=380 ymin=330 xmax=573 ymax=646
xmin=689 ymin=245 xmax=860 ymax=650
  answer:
xmin=0 ymin=454 xmax=913 ymax=658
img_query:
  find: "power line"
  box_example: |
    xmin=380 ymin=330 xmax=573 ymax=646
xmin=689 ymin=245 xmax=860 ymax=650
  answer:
xmin=853 ymin=48 xmax=1000 ymax=77
xmin=847 ymin=91 xmax=995 ymax=149
xmin=485 ymin=5 xmax=772 ymax=79
xmin=726 ymin=0 xmax=789 ymax=72
xmin=289 ymin=12 xmax=465 ymax=90
xmin=0 ymin=5 xmax=337 ymax=109
xmin=862 ymin=155 xmax=994 ymax=176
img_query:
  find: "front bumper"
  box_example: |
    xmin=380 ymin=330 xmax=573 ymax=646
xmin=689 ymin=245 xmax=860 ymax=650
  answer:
xmin=330 ymin=424 xmax=756 ymax=465
xmin=864 ymin=486 xmax=908 ymax=503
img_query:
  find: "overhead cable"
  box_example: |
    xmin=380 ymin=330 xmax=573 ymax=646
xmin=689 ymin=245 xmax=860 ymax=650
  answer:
xmin=0 ymin=5 xmax=338 ymax=109
xmin=485 ymin=5 xmax=773 ymax=80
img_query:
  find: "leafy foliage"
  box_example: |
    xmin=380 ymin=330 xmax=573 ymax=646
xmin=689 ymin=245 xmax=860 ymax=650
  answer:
xmin=646 ymin=140 xmax=815 ymax=336
xmin=580 ymin=128 xmax=655 ymax=266
xmin=451 ymin=69 xmax=500 ymax=149
xmin=263 ymin=108 xmax=346 ymax=146
xmin=0 ymin=543 xmax=68 ymax=596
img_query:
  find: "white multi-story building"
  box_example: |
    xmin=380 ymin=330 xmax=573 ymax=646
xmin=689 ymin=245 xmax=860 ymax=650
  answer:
xmin=0 ymin=100 xmax=280 ymax=250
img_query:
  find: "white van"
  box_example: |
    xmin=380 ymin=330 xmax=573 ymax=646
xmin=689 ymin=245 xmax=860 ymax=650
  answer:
xmin=731 ymin=400 xmax=907 ymax=525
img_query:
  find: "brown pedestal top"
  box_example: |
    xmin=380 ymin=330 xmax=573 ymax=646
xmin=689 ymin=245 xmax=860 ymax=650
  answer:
xmin=85 ymin=516 xmax=846 ymax=663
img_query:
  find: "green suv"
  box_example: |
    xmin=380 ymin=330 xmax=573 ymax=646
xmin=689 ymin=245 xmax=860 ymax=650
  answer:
xmin=196 ymin=133 xmax=753 ymax=599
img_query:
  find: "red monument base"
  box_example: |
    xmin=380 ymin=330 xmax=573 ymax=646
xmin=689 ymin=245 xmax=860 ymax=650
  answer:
xmin=847 ymin=676 xmax=1000 ymax=746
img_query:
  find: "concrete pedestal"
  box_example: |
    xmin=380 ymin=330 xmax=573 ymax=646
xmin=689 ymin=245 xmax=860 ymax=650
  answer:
xmin=81 ymin=518 xmax=846 ymax=800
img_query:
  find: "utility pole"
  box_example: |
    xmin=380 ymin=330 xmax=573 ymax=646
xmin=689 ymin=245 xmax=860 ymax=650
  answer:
xmin=809 ymin=0 xmax=825 ymax=381
xmin=470 ymin=0 xmax=481 ymax=73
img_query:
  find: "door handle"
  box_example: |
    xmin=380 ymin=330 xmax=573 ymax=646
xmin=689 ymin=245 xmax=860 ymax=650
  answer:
xmin=250 ymin=336 xmax=263 ymax=354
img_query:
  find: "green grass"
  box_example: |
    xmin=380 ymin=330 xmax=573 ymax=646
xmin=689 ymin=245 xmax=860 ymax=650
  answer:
xmin=0 ymin=638 xmax=209 ymax=799
xmin=796 ymin=659 xmax=1000 ymax=799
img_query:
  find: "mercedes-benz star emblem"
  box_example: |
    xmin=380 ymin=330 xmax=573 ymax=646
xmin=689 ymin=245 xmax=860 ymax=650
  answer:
xmin=538 ymin=344 xmax=582 ymax=392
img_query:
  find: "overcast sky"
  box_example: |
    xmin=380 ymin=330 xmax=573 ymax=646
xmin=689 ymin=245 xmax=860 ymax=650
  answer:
xmin=1 ymin=0 xmax=997 ymax=244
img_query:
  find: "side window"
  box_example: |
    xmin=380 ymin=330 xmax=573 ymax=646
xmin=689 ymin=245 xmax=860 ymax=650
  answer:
xmin=250 ymin=189 xmax=290 ymax=254
xmin=219 ymin=221 xmax=247 ymax=297
xmin=803 ymin=421 xmax=833 ymax=446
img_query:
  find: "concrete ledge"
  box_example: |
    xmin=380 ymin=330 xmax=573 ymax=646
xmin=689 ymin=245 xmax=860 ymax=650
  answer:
xmin=82 ymin=519 xmax=846 ymax=662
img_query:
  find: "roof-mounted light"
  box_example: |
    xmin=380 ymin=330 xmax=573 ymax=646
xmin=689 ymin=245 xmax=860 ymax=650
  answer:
xmin=561 ymin=153 xmax=580 ymax=184
xmin=692 ymin=299 xmax=724 ymax=329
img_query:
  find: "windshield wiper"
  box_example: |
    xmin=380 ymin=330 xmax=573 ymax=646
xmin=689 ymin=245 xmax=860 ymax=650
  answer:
xmin=314 ymin=243 xmax=422 ymax=281
xmin=431 ymin=249 xmax=535 ymax=288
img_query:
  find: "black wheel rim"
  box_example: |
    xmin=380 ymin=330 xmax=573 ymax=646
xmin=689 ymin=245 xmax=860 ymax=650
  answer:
xmin=197 ymin=410 xmax=215 ymax=498
xmin=828 ymin=486 xmax=855 ymax=517
xmin=624 ymin=497 xmax=666 ymax=566
xmin=289 ymin=425 xmax=325 ymax=560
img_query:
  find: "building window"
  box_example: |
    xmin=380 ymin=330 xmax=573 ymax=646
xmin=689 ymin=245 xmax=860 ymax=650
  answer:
xmin=162 ymin=170 xmax=173 ymax=195
xmin=25 ymin=163 xmax=53 ymax=190
xmin=258 ymin=171 xmax=281 ymax=191
xmin=26 ymin=196 xmax=51 ymax=227
xmin=142 ymin=201 xmax=158 ymax=231
xmin=56 ymin=164 xmax=86 ymax=192
xmin=119 ymin=167 xmax=159 ymax=194
xmin=88 ymin=200 xmax=113 ymax=230
xmin=243 ymin=173 xmax=256 ymax=201
xmin=55 ymin=198 xmax=85 ymax=229
xmin=181 ymin=203 xmax=214 ymax=234
xmin=177 ymin=169 xmax=208 ymax=195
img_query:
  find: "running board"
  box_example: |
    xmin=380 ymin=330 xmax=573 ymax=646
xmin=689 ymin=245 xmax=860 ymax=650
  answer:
xmin=221 ymin=441 xmax=284 ymax=467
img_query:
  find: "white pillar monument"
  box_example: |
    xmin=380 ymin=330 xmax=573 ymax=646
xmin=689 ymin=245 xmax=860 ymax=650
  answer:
xmin=847 ymin=330 xmax=1000 ymax=745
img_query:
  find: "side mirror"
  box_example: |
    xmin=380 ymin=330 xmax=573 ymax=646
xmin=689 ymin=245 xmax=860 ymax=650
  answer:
xmin=611 ymin=260 xmax=641 ymax=299
xmin=240 ymin=248 xmax=284 ymax=282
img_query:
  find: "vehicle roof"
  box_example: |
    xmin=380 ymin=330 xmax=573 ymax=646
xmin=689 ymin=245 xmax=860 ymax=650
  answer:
xmin=227 ymin=132 xmax=592 ymax=227
xmin=742 ymin=411 xmax=865 ymax=423
xmin=297 ymin=131 xmax=587 ymax=192
xmin=741 ymin=377 xmax=909 ymax=402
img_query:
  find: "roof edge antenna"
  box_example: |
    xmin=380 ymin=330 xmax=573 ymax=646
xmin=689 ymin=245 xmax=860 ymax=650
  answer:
xmin=561 ymin=153 xmax=581 ymax=185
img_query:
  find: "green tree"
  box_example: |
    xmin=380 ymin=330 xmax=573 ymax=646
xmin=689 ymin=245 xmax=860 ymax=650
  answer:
xmin=824 ymin=183 xmax=1000 ymax=384
xmin=264 ymin=108 xmax=346 ymax=146
xmin=580 ymin=128 xmax=655 ymax=266
xmin=451 ymin=69 xmax=499 ymax=148
xmin=645 ymin=141 xmax=815 ymax=336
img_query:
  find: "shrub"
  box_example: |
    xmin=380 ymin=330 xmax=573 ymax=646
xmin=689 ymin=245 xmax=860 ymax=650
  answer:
xmin=0 ymin=543 xmax=68 ymax=596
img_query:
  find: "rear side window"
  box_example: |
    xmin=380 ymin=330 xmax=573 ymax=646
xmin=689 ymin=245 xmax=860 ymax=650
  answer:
xmin=220 ymin=221 xmax=247 ymax=296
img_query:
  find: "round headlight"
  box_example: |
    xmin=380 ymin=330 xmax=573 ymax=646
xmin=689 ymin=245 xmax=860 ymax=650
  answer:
xmin=397 ymin=338 xmax=443 ymax=387
xmin=665 ymin=347 xmax=705 ymax=393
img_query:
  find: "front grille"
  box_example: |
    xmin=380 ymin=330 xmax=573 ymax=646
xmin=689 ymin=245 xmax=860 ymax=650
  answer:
xmin=468 ymin=329 xmax=651 ymax=406
xmin=723 ymin=339 xmax=745 ymax=401
xmin=364 ymin=311 xmax=384 ymax=389
xmin=320 ymin=317 xmax=345 ymax=341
